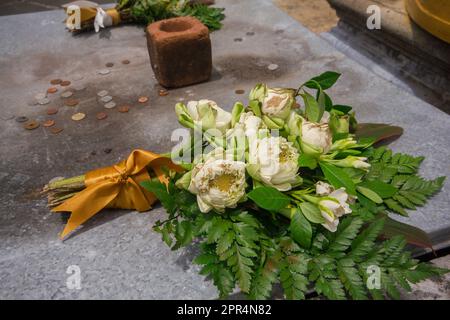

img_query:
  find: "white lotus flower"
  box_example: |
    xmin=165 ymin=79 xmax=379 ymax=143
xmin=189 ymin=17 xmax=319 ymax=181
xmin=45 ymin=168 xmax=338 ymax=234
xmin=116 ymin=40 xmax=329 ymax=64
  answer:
xmin=247 ymin=137 xmax=301 ymax=191
xmin=315 ymin=182 xmax=352 ymax=232
xmin=301 ymin=118 xmax=332 ymax=155
xmin=175 ymin=99 xmax=231 ymax=134
xmin=228 ymin=112 xmax=267 ymax=139
xmin=249 ymin=84 xmax=295 ymax=120
xmin=188 ymin=149 xmax=246 ymax=213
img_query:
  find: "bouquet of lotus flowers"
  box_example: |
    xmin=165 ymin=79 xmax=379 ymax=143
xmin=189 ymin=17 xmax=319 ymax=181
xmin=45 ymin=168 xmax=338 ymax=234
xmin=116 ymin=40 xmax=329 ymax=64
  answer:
xmin=44 ymin=71 xmax=448 ymax=300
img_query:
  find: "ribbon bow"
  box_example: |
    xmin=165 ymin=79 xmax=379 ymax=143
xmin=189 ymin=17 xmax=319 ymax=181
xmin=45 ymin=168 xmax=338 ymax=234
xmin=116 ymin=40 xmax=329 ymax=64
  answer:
xmin=52 ymin=149 xmax=183 ymax=239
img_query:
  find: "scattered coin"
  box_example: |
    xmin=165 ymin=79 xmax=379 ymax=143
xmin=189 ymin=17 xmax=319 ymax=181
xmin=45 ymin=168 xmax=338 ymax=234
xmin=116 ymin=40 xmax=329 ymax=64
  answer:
xmin=47 ymin=87 xmax=58 ymax=94
xmin=60 ymin=80 xmax=71 ymax=86
xmin=34 ymin=92 xmax=47 ymax=100
xmin=71 ymin=112 xmax=86 ymax=121
xmin=97 ymin=90 xmax=109 ymax=97
xmin=235 ymin=89 xmax=245 ymax=94
xmin=46 ymin=107 xmax=58 ymax=115
xmin=50 ymin=79 xmax=62 ymax=85
xmin=234 ymin=37 xmax=243 ymax=42
xmin=72 ymin=83 xmax=86 ymax=91
xmin=96 ymin=112 xmax=108 ymax=120
xmin=104 ymin=101 xmax=116 ymax=109
xmin=50 ymin=127 xmax=63 ymax=134
xmin=246 ymin=31 xmax=255 ymax=36
xmin=61 ymin=90 xmax=73 ymax=98
xmin=100 ymin=95 xmax=113 ymax=103
xmin=65 ymin=98 xmax=79 ymax=107
xmin=43 ymin=119 xmax=55 ymax=127
xmin=267 ymin=63 xmax=279 ymax=71
xmin=121 ymin=59 xmax=130 ymax=65
xmin=177 ymin=97 xmax=185 ymax=102
xmin=23 ymin=120 xmax=40 ymax=130
xmin=38 ymin=98 xmax=50 ymax=105
xmin=138 ymin=96 xmax=148 ymax=103
xmin=15 ymin=116 xmax=29 ymax=123
xmin=105 ymin=62 xmax=114 ymax=68
xmin=104 ymin=148 xmax=112 ymax=154
xmin=118 ymin=105 xmax=130 ymax=113
xmin=98 ymin=69 xmax=111 ymax=75
xmin=159 ymin=89 xmax=169 ymax=96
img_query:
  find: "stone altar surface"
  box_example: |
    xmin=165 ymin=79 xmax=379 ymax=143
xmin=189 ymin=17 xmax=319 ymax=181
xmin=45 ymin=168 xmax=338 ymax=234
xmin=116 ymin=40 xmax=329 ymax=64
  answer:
xmin=0 ymin=0 xmax=449 ymax=299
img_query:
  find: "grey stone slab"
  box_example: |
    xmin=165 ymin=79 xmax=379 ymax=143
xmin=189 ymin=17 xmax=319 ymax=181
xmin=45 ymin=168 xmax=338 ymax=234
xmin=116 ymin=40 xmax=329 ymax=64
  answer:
xmin=0 ymin=0 xmax=449 ymax=299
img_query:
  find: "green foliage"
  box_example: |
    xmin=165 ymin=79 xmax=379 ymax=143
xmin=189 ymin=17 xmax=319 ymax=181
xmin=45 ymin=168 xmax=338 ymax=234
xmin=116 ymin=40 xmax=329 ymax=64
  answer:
xmin=320 ymin=162 xmax=356 ymax=195
xmin=117 ymin=0 xmax=225 ymax=31
xmin=247 ymin=187 xmax=291 ymax=212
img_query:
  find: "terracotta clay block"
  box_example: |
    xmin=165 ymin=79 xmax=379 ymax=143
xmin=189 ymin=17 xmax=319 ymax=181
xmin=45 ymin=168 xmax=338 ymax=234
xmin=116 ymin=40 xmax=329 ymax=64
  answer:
xmin=146 ymin=17 xmax=212 ymax=88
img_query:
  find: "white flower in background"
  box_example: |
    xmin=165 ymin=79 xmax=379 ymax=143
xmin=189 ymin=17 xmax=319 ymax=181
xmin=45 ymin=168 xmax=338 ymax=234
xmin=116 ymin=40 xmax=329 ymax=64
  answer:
xmin=249 ymin=84 xmax=295 ymax=120
xmin=188 ymin=149 xmax=246 ymax=213
xmin=315 ymin=182 xmax=352 ymax=232
xmin=301 ymin=118 xmax=332 ymax=154
xmin=175 ymin=99 xmax=231 ymax=134
xmin=228 ymin=112 xmax=267 ymax=139
xmin=247 ymin=137 xmax=301 ymax=191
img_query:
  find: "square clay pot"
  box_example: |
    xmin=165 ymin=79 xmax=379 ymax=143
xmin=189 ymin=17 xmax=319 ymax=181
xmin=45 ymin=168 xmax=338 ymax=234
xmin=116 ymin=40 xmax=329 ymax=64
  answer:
xmin=146 ymin=17 xmax=212 ymax=88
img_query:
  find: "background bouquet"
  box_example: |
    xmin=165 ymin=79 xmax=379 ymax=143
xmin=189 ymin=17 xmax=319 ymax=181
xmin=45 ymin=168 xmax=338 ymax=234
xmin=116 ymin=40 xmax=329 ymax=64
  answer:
xmin=45 ymin=71 xmax=447 ymax=300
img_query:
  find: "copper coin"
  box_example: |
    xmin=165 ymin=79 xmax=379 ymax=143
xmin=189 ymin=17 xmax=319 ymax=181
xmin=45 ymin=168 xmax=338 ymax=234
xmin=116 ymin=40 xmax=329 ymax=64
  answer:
xmin=65 ymin=98 xmax=79 ymax=107
xmin=96 ymin=112 xmax=107 ymax=120
xmin=118 ymin=105 xmax=130 ymax=113
xmin=43 ymin=119 xmax=55 ymax=127
xmin=16 ymin=116 xmax=29 ymax=123
xmin=121 ymin=59 xmax=130 ymax=65
xmin=105 ymin=62 xmax=114 ymax=68
xmin=50 ymin=127 xmax=63 ymax=134
xmin=159 ymin=89 xmax=169 ymax=96
xmin=46 ymin=107 xmax=58 ymax=115
xmin=23 ymin=120 xmax=40 ymax=130
xmin=138 ymin=96 xmax=148 ymax=103
xmin=47 ymin=87 xmax=58 ymax=94
xmin=60 ymin=80 xmax=71 ymax=86
xmin=50 ymin=79 xmax=62 ymax=85
xmin=235 ymin=89 xmax=245 ymax=94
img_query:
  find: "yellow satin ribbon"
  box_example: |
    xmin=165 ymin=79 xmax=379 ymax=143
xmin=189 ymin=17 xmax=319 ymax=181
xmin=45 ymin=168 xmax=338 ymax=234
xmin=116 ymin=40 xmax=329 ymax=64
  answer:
xmin=52 ymin=149 xmax=183 ymax=239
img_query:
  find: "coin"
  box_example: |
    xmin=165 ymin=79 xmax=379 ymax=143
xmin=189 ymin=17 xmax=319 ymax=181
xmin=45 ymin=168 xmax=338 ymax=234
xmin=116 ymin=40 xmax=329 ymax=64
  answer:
xmin=43 ymin=119 xmax=55 ymax=127
xmin=121 ymin=59 xmax=130 ymax=65
xmin=47 ymin=87 xmax=58 ymax=94
xmin=61 ymin=91 xmax=73 ymax=98
xmin=50 ymin=79 xmax=62 ymax=85
xmin=267 ymin=63 xmax=279 ymax=71
xmin=96 ymin=112 xmax=107 ymax=120
xmin=23 ymin=120 xmax=40 ymax=130
xmin=97 ymin=90 xmax=108 ymax=97
xmin=235 ymin=89 xmax=245 ymax=94
xmin=50 ymin=127 xmax=63 ymax=134
xmin=138 ymin=96 xmax=148 ymax=103
xmin=15 ymin=116 xmax=29 ymax=123
xmin=72 ymin=84 xmax=86 ymax=91
xmin=38 ymin=98 xmax=50 ymax=105
xmin=104 ymin=101 xmax=116 ymax=109
xmin=34 ymin=93 xmax=47 ymax=100
xmin=100 ymin=95 xmax=113 ymax=103
xmin=118 ymin=105 xmax=130 ymax=113
xmin=105 ymin=62 xmax=114 ymax=68
xmin=46 ymin=107 xmax=58 ymax=115
xmin=71 ymin=112 xmax=86 ymax=121
xmin=98 ymin=69 xmax=110 ymax=75
xmin=65 ymin=99 xmax=79 ymax=107
xmin=60 ymin=80 xmax=71 ymax=86
xmin=159 ymin=89 xmax=169 ymax=96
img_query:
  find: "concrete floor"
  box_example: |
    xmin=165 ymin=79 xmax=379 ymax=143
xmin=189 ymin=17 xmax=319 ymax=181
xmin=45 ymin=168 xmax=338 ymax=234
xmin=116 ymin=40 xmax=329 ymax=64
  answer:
xmin=0 ymin=0 xmax=449 ymax=299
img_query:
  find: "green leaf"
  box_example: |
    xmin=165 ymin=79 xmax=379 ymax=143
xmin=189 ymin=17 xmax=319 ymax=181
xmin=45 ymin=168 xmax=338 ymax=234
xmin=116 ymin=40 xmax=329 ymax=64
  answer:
xmin=248 ymin=187 xmax=291 ymax=212
xmin=356 ymin=186 xmax=383 ymax=204
xmin=319 ymin=162 xmax=356 ymax=195
xmin=332 ymin=104 xmax=352 ymax=114
xmin=359 ymin=180 xmax=397 ymax=198
xmin=298 ymin=153 xmax=317 ymax=169
xmin=290 ymin=209 xmax=312 ymax=248
xmin=354 ymin=123 xmax=403 ymax=143
xmin=140 ymin=180 xmax=176 ymax=213
xmin=328 ymin=217 xmax=364 ymax=256
xmin=301 ymin=91 xmax=323 ymax=123
xmin=305 ymin=71 xmax=341 ymax=90
xmin=299 ymin=202 xmax=325 ymax=224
